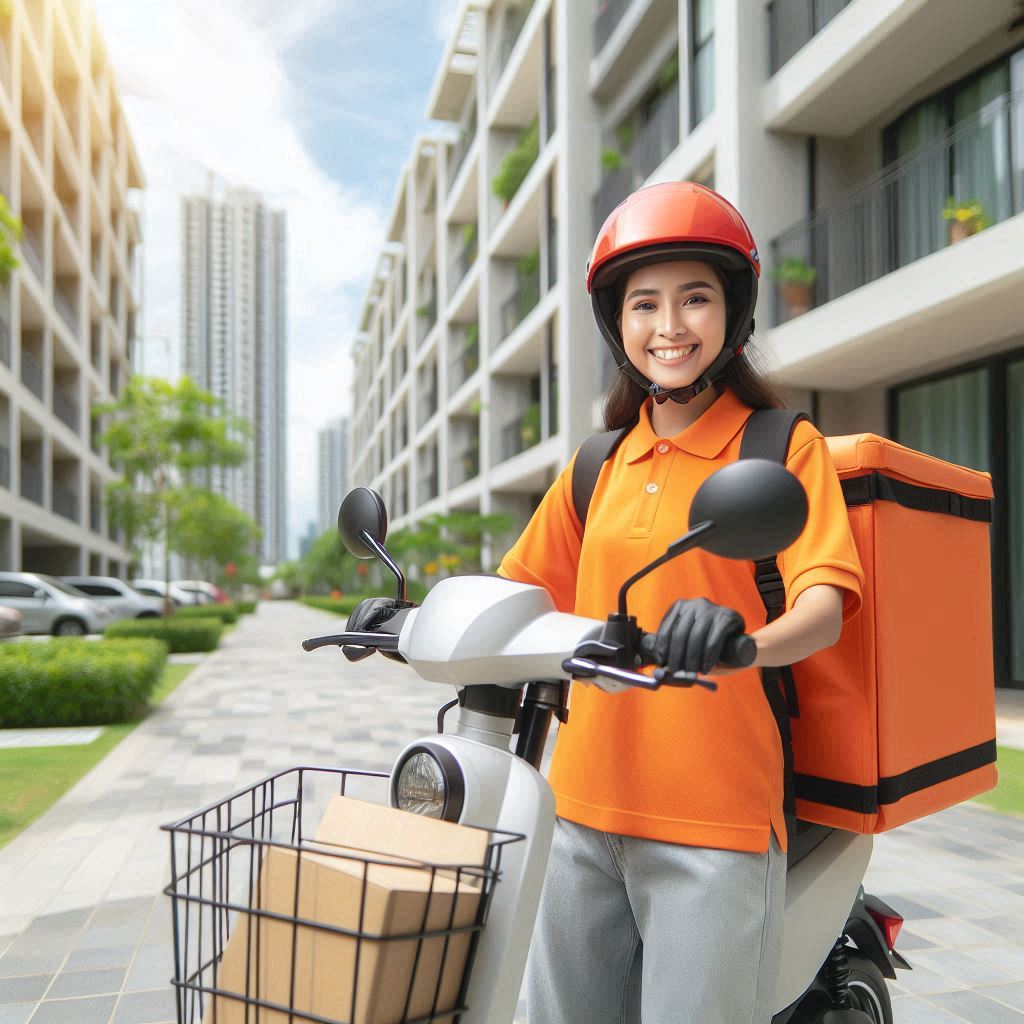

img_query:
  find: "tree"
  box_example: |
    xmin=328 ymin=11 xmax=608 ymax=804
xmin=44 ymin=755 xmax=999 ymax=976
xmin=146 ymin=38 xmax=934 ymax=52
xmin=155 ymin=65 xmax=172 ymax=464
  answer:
xmin=94 ymin=376 xmax=249 ymax=614
xmin=171 ymin=486 xmax=261 ymax=594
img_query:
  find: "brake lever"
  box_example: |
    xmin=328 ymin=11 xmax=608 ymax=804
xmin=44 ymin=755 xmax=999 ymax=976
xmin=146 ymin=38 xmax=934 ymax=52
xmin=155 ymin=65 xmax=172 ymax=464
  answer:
xmin=561 ymin=657 xmax=717 ymax=692
xmin=301 ymin=631 xmax=401 ymax=653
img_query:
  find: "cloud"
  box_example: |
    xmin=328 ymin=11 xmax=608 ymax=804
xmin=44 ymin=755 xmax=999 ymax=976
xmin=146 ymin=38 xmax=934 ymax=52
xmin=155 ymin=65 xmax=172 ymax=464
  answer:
xmin=96 ymin=0 xmax=388 ymax=557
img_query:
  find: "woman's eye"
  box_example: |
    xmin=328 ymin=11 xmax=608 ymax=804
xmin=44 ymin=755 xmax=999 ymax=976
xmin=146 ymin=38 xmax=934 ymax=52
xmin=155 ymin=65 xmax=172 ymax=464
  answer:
xmin=633 ymin=301 xmax=656 ymax=311
xmin=684 ymin=294 xmax=708 ymax=306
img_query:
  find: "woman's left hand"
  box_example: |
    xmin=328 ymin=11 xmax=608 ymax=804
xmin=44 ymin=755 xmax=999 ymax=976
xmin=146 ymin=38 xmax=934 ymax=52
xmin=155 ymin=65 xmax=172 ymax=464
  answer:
xmin=649 ymin=597 xmax=747 ymax=676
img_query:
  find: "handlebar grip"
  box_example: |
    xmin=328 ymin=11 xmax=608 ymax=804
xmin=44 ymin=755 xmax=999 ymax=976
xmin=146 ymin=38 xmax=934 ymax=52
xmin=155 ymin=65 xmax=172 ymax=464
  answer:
xmin=637 ymin=631 xmax=757 ymax=670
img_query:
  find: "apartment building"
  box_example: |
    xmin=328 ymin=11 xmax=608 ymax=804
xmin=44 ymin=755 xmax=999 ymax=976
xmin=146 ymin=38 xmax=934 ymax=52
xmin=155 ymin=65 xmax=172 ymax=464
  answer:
xmin=350 ymin=0 xmax=1024 ymax=686
xmin=317 ymin=414 xmax=348 ymax=534
xmin=0 ymin=0 xmax=143 ymax=576
xmin=182 ymin=188 xmax=288 ymax=565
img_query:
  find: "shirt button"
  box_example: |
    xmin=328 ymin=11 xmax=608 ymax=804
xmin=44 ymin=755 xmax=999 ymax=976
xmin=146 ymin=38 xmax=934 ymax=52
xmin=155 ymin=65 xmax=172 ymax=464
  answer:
xmin=656 ymin=442 xmax=670 ymax=454
xmin=646 ymin=482 xmax=659 ymax=494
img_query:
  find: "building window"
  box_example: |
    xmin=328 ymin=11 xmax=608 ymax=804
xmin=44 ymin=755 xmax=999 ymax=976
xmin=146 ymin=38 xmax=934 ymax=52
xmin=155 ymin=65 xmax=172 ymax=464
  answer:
xmin=891 ymin=349 xmax=1024 ymax=686
xmin=690 ymin=0 xmax=714 ymax=128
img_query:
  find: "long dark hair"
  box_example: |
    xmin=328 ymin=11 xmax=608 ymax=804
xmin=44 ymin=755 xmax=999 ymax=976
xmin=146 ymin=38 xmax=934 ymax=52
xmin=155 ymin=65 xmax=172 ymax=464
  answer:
xmin=601 ymin=267 xmax=785 ymax=431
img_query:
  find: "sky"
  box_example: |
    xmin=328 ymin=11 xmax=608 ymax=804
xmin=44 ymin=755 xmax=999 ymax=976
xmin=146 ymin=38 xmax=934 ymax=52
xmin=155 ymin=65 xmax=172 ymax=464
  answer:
xmin=93 ymin=0 xmax=462 ymax=559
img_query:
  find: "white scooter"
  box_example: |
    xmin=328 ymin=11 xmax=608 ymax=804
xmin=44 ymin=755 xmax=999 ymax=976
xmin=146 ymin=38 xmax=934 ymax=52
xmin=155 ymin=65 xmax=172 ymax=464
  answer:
xmin=299 ymin=459 xmax=910 ymax=1024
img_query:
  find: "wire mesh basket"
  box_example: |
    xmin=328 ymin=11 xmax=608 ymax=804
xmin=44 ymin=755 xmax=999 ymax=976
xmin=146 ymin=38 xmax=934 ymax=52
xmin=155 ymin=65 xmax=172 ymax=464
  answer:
xmin=162 ymin=766 xmax=525 ymax=1024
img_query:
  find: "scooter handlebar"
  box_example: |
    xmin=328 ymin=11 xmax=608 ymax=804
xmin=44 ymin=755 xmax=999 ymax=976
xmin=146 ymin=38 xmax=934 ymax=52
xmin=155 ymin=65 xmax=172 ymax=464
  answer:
xmin=637 ymin=630 xmax=757 ymax=672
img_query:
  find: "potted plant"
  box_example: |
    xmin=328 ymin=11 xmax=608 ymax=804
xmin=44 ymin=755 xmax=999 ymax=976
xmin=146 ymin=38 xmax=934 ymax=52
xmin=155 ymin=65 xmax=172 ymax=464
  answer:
xmin=770 ymin=257 xmax=817 ymax=318
xmin=943 ymin=197 xmax=990 ymax=244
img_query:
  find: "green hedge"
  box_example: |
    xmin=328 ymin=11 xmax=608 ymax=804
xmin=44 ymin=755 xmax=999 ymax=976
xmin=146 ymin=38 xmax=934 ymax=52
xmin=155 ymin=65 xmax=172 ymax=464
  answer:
xmin=104 ymin=617 xmax=223 ymax=653
xmin=175 ymin=602 xmax=238 ymax=625
xmin=237 ymin=600 xmax=257 ymax=615
xmin=299 ymin=595 xmax=367 ymax=616
xmin=0 ymin=638 xmax=168 ymax=727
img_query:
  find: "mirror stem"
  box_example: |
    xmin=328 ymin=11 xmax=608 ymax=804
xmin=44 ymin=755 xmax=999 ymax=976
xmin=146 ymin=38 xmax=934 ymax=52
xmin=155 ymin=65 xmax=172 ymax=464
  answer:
xmin=616 ymin=520 xmax=715 ymax=614
xmin=359 ymin=529 xmax=407 ymax=602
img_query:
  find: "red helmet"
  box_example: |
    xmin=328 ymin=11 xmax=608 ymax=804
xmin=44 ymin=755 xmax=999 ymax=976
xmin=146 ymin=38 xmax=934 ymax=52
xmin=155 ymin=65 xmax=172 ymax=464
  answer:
xmin=586 ymin=182 xmax=761 ymax=404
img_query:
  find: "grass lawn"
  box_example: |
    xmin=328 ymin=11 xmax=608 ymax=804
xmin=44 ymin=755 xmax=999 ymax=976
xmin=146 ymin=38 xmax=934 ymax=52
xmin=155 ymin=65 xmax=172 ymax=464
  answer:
xmin=0 ymin=662 xmax=197 ymax=849
xmin=972 ymin=745 xmax=1024 ymax=818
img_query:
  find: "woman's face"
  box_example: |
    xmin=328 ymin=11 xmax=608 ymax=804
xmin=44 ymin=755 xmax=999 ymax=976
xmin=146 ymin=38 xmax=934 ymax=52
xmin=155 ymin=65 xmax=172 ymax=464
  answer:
xmin=618 ymin=260 xmax=727 ymax=391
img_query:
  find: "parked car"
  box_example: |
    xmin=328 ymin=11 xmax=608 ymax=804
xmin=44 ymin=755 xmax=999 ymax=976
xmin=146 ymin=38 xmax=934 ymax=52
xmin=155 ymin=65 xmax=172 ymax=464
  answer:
xmin=61 ymin=576 xmax=164 ymax=623
xmin=0 ymin=605 xmax=22 ymax=639
xmin=130 ymin=579 xmax=196 ymax=607
xmin=0 ymin=572 xmax=114 ymax=635
xmin=172 ymin=580 xmax=231 ymax=605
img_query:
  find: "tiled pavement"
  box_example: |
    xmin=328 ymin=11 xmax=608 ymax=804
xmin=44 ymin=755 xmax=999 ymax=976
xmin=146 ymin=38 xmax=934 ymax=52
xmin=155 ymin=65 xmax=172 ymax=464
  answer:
xmin=2 ymin=601 xmax=1024 ymax=1022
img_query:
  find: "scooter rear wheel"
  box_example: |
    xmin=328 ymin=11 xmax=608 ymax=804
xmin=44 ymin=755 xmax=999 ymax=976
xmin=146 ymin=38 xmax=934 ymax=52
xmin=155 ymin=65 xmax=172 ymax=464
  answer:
xmin=844 ymin=953 xmax=892 ymax=1024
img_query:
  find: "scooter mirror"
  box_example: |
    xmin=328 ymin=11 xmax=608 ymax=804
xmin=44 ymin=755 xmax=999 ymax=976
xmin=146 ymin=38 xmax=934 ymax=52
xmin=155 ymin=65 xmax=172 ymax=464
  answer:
xmin=689 ymin=459 xmax=808 ymax=561
xmin=338 ymin=487 xmax=389 ymax=559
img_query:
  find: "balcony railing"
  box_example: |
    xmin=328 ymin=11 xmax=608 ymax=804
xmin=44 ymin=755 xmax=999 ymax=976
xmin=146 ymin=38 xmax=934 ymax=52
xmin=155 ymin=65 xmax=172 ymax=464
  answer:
xmin=501 ymin=402 xmax=542 ymax=461
xmin=53 ymin=482 xmax=79 ymax=522
xmin=593 ymin=80 xmax=680 ymax=230
xmin=21 ymin=349 xmax=44 ymax=400
xmin=450 ymin=332 xmax=480 ymax=391
xmin=21 ymin=230 xmax=44 ymax=282
xmin=448 ymin=108 xmax=477 ymax=190
xmin=451 ymin=443 xmax=480 ymax=487
xmin=768 ymin=0 xmax=854 ymax=76
xmin=770 ymin=88 xmax=1024 ymax=325
xmin=20 ymin=460 xmax=42 ymax=505
xmin=0 ymin=444 xmax=9 ymax=489
xmin=594 ymin=0 xmax=633 ymax=56
xmin=54 ymin=389 xmax=79 ymax=431
xmin=496 ymin=0 xmax=536 ymax=82
xmin=500 ymin=271 xmax=541 ymax=339
xmin=55 ymin=289 xmax=78 ymax=336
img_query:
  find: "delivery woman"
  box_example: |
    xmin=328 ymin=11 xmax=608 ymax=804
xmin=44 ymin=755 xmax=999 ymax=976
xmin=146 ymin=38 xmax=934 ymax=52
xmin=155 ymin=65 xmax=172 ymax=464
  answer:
xmin=496 ymin=182 xmax=864 ymax=1024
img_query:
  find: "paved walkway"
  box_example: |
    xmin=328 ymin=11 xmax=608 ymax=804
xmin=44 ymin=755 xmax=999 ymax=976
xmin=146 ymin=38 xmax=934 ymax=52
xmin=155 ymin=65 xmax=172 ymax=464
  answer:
xmin=0 ymin=601 xmax=1023 ymax=1022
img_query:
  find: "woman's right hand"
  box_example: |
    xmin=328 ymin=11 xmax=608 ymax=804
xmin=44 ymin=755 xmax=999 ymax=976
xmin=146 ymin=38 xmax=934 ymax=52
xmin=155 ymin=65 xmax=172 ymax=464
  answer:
xmin=646 ymin=597 xmax=749 ymax=676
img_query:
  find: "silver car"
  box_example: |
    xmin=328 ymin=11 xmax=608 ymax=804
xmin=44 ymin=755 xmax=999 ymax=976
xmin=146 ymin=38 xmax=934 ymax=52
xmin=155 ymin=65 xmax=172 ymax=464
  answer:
xmin=61 ymin=576 xmax=164 ymax=624
xmin=0 ymin=572 xmax=114 ymax=636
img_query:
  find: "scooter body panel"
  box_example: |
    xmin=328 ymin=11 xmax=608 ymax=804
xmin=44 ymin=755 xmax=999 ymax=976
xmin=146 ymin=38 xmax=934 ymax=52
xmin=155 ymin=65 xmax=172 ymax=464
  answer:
xmin=774 ymin=832 xmax=874 ymax=1013
xmin=390 ymin=733 xmax=556 ymax=1024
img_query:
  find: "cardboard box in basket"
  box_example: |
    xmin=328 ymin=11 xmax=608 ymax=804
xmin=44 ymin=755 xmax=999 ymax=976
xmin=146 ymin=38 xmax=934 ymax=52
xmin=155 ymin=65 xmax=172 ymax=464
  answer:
xmin=206 ymin=795 xmax=489 ymax=1024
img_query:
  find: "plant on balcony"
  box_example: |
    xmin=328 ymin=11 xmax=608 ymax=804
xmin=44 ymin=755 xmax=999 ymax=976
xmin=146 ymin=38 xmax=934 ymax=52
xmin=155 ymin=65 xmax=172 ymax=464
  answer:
xmin=520 ymin=400 xmax=542 ymax=448
xmin=492 ymin=116 xmax=540 ymax=206
xmin=657 ymin=51 xmax=679 ymax=92
xmin=770 ymin=257 xmax=817 ymax=318
xmin=461 ymin=222 xmax=477 ymax=248
xmin=516 ymin=247 xmax=540 ymax=279
xmin=0 ymin=194 xmax=21 ymax=282
xmin=943 ymin=197 xmax=990 ymax=244
xmin=601 ymin=147 xmax=625 ymax=174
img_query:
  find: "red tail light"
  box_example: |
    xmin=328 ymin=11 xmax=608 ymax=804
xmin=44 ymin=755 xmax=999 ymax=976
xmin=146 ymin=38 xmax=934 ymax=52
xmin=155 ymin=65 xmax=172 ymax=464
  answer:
xmin=868 ymin=909 xmax=903 ymax=950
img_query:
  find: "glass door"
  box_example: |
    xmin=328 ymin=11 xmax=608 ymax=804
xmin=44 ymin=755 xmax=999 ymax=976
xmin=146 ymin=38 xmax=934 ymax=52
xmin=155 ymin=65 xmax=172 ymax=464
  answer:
xmin=1008 ymin=358 xmax=1024 ymax=683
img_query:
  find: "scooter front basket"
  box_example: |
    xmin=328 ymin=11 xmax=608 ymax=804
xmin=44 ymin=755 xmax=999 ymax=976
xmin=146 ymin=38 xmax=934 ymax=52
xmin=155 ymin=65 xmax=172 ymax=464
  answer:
xmin=162 ymin=765 xmax=525 ymax=1024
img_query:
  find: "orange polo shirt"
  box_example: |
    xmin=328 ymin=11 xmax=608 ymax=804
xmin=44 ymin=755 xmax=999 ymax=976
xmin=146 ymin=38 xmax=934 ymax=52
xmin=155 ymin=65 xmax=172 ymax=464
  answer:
xmin=497 ymin=388 xmax=863 ymax=853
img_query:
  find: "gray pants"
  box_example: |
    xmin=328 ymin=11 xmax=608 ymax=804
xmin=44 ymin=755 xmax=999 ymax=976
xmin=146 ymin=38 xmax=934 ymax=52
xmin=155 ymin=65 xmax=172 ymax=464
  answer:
xmin=526 ymin=817 xmax=786 ymax=1024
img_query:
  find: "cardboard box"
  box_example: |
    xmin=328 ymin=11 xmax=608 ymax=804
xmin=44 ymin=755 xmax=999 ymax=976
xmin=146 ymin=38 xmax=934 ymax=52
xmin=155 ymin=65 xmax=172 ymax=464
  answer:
xmin=206 ymin=796 xmax=490 ymax=1024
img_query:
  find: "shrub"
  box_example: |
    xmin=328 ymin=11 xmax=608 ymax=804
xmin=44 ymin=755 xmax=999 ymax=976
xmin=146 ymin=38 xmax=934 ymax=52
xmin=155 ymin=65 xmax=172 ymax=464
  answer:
xmin=0 ymin=638 xmax=168 ymax=727
xmin=237 ymin=600 xmax=257 ymax=614
xmin=175 ymin=602 xmax=238 ymax=625
xmin=105 ymin=617 xmax=223 ymax=653
xmin=300 ymin=595 xmax=367 ymax=617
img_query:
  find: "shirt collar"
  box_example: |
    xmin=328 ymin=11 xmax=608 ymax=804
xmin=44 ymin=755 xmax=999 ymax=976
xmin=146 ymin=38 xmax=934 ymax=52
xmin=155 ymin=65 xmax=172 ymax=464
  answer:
xmin=621 ymin=387 xmax=756 ymax=464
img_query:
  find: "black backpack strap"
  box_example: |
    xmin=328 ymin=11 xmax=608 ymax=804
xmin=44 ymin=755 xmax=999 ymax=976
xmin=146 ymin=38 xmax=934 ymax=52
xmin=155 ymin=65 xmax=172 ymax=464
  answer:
xmin=572 ymin=428 xmax=629 ymax=529
xmin=740 ymin=408 xmax=809 ymax=846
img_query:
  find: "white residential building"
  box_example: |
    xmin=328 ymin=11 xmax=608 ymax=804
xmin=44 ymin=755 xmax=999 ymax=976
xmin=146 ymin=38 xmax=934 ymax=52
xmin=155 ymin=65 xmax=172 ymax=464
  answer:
xmin=317 ymin=414 xmax=348 ymax=535
xmin=181 ymin=187 xmax=288 ymax=564
xmin=0 ymin=0 xmax=144 ymax=576
xmin=350 ymin=0 xmax=1024 ymax=687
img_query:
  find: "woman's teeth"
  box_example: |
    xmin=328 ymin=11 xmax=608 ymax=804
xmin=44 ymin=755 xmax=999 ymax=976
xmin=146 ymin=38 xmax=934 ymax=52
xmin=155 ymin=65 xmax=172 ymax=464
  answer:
xmin=650 ymin=344 xmax=698 ymax=362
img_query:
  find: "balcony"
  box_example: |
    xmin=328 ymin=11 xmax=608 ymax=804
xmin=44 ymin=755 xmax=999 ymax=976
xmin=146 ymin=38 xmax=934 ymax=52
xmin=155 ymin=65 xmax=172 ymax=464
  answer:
xmin=53 ymin=482 xmax=79 ymax=522
xmin=54 ymin=388 xmax=79 ymax=431
xmin=767 ymin=0 xmax=854 ymax=76
xmin=416 ymin=293 xmax=437 ymax=347
xmin=499 ymin=260 xmax=541 ymax=340
xmin=20 ymin=460 xmax=42 ymax=505
xmin=90 ymin=496 xmax=101 ymax=533
xmin=450 ymin=327 xmax=480 ymax=392
xmin=448 ymin=107 xmax=477 ymax=191
xmin=450 ymin=225 xmax=478 ymax=297
xmin=495 ymin=0 xmax=536 ymax=86
xmin=418 ymin=470 xmax=439 ymax=505
xmin=594 ymin=0 xmax=632 ymax=56
xmin=0 ymin=444 xmax=9 ymax=489
xmin=593 ymin=79 xmax=680 ymax=230
xmin=20 ymin=229 xmax=44 ymax=283
xmin=500 ymin=402 xmax=542 ymax=461
xmin=54 ymin=289 xmax=78 ymax=336
xmin=450 ymin=441 xmax=480 ymax=487
xmin=21 ymin=350 xmax=44 ymax=400
xmin=770 ymin=88 xmax=1024 ymax=326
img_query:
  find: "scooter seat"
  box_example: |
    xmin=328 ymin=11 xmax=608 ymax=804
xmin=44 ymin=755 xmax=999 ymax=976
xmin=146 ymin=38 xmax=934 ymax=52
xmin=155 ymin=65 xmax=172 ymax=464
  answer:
xmin=787 ymin=819 xmax=834 ymax=871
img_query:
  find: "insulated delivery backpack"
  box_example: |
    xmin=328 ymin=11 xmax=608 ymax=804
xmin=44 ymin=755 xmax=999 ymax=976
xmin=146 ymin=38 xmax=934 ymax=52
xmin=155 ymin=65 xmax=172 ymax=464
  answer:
xmin=572 ymin=410 xmax=998 ymax=835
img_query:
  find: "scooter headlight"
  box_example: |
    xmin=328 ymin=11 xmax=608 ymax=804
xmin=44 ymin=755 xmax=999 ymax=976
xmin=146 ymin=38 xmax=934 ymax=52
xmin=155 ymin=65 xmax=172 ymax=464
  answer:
xmin=392 ymin=744 xmax=465 ymax=822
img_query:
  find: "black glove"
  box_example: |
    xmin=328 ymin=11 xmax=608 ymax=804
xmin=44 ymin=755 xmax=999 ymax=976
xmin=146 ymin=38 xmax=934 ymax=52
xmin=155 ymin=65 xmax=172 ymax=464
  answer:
xmin=346 ymin=597 xmax=408 ymax=633
xmin=649 ymin=598 xmax=746 ymax=676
